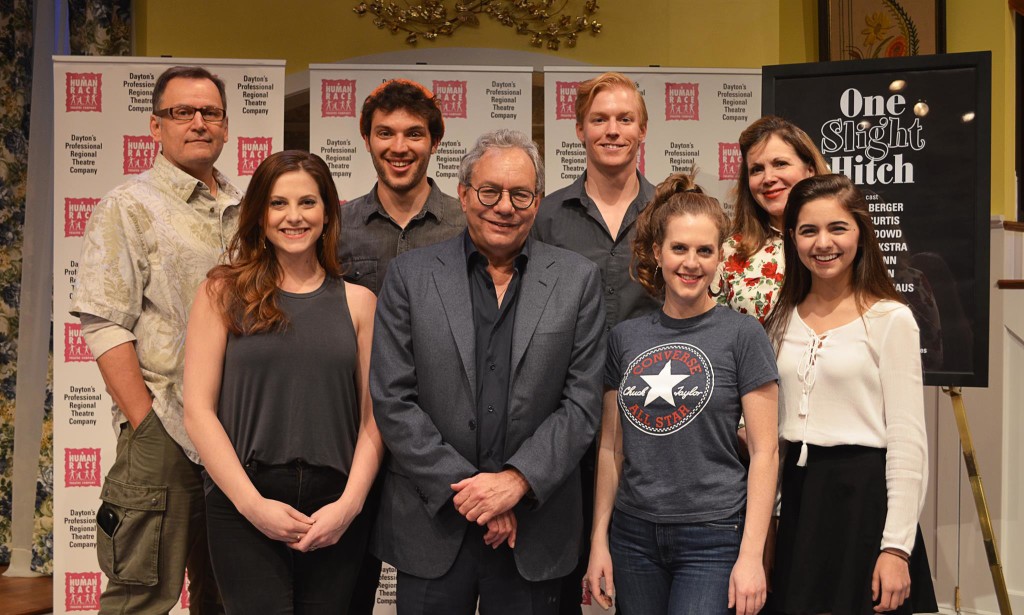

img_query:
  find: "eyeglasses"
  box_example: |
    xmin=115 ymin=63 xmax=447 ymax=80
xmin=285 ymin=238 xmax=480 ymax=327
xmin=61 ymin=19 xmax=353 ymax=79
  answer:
xmin=467 ymin=185 xmax=536 ymax=210
xmin=153 ymin=105 xmax=227 ymax=123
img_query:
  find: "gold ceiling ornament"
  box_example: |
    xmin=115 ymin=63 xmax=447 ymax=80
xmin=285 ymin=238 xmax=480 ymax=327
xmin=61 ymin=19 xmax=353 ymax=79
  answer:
xmin=352 ymin=0 xmax=602 ymax=50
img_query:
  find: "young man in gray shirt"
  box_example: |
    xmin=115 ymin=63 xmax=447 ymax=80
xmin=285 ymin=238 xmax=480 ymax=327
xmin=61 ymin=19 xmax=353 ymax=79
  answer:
xmin=338 ymin=79 xmax=465 ymax=295
xmin=339 ymin=78 xmax=466 ymax=615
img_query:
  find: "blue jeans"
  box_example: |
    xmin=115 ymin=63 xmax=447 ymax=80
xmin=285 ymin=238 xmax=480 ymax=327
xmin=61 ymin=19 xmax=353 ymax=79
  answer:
xmin=610 ymin=509 xmax=743 ymax=615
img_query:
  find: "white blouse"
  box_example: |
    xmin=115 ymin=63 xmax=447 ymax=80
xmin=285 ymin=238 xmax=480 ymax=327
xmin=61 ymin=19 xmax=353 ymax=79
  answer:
xmin=776 ymin=300 xmax=927 ymax=553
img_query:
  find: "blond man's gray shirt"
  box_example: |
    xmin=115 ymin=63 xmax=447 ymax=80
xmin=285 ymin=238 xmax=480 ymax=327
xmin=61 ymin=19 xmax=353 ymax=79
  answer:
xmin=71 ymin=154 xmax=242 ymax=463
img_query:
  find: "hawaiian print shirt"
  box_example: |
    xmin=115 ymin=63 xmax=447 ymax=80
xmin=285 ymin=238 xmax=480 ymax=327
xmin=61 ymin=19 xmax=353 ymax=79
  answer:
xmin=715 ymin=231 xmax=785 ymax=324
xmin=71 ymin=154 xmax=242 ymax=462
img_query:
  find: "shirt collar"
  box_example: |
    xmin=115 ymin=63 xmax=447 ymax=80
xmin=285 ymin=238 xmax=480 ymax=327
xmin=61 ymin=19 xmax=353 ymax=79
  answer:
xmin=565 ymin=169 xmax=653 ymax=213
xmin=151 ymin=154 xmax=238 ymax=203
xmin=463 ymin=229 xmax=531 ymax=271
xmin=362 ymin=177 xmax=449 ymax=225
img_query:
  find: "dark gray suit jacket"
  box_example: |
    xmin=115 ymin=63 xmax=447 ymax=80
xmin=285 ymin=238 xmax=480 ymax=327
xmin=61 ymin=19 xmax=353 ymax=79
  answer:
xmin=369 ymin=233 xmax=605 ymax=581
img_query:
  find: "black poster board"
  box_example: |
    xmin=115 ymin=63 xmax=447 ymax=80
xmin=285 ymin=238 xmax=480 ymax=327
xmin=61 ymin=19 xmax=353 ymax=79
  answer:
xmin=764 ymin=52 xmax=990 ymax=387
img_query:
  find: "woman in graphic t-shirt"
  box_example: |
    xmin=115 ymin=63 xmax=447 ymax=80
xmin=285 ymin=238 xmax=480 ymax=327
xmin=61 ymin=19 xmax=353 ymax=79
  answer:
xmin=585 ymin=172 xmax=779 ymax=615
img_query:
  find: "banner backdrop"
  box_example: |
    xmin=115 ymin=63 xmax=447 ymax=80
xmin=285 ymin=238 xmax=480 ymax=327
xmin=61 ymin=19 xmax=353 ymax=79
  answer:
xmin=763 ymin=52 xmax=991 ymax=387
xmin=309 ymin=64 xmax=533 ymax=201
xmin=53 ymin=56 xmax=284 ymax=614
xmin=543 ymin=66 xmax=762 ymax=214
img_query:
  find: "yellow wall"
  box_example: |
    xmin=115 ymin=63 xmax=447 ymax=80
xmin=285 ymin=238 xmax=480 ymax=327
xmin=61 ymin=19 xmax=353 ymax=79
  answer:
xmin=136 ymin=1 xmax=786 ymax=69
xmin=135 ymin=0 xmax=1015 ymax=218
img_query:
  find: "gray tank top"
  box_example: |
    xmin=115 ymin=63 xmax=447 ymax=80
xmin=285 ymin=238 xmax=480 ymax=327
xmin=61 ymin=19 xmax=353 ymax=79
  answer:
xmin=216 ymin=276 xmax=359 ymax=474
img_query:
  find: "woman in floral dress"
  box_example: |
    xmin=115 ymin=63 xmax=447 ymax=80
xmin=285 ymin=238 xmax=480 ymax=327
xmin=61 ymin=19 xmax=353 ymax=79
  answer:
xmin=716 ymin=116 xmax=830 ymax=323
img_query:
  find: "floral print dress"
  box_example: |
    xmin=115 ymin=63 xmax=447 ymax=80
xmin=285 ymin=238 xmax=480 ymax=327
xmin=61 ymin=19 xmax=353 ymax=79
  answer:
xmin=716 ymin=232 xmax=785 ymax=324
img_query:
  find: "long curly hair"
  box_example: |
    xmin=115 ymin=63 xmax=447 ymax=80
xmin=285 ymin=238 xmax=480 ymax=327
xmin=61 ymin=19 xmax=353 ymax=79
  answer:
xmin=207 ymin=150 xmax=342 ymax=335
xmin=731 ymin=116 xmax=830 ymax=261
xmin=632 ymin=172 xmax=729 ymax=298
xmin=763 ymin=174 xmax=904 ymax=348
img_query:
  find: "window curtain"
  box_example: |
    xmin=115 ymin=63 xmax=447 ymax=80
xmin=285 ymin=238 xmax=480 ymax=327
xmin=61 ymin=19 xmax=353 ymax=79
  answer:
xmin=0 ymin=0 xmax=40 ymax=571
xmin=68 ymin=0 xmax=131 ymax=56
xmin=0 ymin=0 xmax=130 ymax=574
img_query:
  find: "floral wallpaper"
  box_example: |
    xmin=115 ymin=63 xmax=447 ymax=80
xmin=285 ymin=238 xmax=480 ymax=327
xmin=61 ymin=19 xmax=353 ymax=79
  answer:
xmin=0 ymin=0 xmax=36 ymax=569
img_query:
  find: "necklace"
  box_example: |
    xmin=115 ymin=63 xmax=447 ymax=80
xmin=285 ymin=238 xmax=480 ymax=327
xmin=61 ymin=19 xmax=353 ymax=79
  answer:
xmin=495 ymin=280 xmax=511 ymax=307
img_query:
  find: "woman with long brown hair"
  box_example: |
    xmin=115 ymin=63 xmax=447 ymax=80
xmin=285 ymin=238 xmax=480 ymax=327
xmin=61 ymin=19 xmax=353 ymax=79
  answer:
xmin=717 ymin=116 xmax=830 ymax=323
xmin=764 ymin=174 xmax=936 ymax=614
xmin=184 ymin=150 xmax=383 ymax=613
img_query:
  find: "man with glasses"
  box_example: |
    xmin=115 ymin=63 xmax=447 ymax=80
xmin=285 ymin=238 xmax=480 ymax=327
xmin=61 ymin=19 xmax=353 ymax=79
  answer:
xmin=71 ymin=65 xmax=240 ymax=614
xmin=370 ymin=129 xmax=605 ymax=614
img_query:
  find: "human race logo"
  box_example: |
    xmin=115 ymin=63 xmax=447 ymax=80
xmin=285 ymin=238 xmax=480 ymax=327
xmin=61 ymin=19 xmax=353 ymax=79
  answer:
xmin=432 ymin=80 xmax=468 ymax=119
xmin=66 ymin=72 xmax=102 ymax=112
xmin=618 ymin=343 xmax=714 ymax=435
xmin=66 ymin=571 xmax=102 ymax=611
xmin=65 ymin=448 xmax=101 ymax=487
xmin=65 ymin=198 xmax=99 ymax=237
xmin=123 ymin=135 xmax=158 ymax=174
xmin=238 ymin=137 xmax=272 ymax=176
xmin=65 ymin=322 xmax=94 ymax=362
xmin=181 ymin=570 xmax=191 ymax=608
xmin=718 ymin=142 xmax=741 ymax=181
xmin=665 ymin=82 xmax=699 ymax=121
xmin=321 ymin=79 xmax=357 ymax=118
xmin=555 ymin=81 xmax=582 ymax=120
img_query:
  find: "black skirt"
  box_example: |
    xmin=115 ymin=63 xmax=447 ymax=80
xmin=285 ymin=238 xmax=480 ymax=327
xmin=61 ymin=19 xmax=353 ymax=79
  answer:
xmin=769 ymin=443 xmax=938 ymax=615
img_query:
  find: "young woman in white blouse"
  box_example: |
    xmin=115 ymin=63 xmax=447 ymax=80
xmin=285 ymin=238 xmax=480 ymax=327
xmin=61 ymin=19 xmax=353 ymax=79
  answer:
xmin=763 ymin=174 xmax=936 ymax=614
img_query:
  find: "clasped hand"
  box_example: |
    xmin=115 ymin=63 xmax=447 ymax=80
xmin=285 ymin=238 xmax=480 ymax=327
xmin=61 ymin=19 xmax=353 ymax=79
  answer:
xmin=451 ymin=469 xmax=529 ymax=549
xmin=242 ymin=495 xmax=358 ymax=553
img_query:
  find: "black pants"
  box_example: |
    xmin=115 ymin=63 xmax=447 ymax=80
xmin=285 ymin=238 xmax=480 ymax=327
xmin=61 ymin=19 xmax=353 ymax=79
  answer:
xmin=396 ymin=523 xmax=561 ymax=615
xmin=347 ymin=467 xmax=385 ymax=614
xmin=205 ymin=461 xmax=369 ymax=614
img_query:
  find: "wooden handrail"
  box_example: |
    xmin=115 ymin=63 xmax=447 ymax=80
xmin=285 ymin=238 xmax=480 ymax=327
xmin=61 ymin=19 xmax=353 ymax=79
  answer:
xmin=1004 ymin=220 xmax=1024 ymax=233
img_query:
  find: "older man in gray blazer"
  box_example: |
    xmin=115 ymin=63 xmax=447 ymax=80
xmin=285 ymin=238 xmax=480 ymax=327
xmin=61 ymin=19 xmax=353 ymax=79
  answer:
xmin=370 ymin=129 xmax=605 ymax=615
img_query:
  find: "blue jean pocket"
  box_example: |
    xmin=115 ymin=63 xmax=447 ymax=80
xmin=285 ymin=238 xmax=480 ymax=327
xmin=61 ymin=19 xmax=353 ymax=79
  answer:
xmin=701 ymin=516 xmax=742 ymax=532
